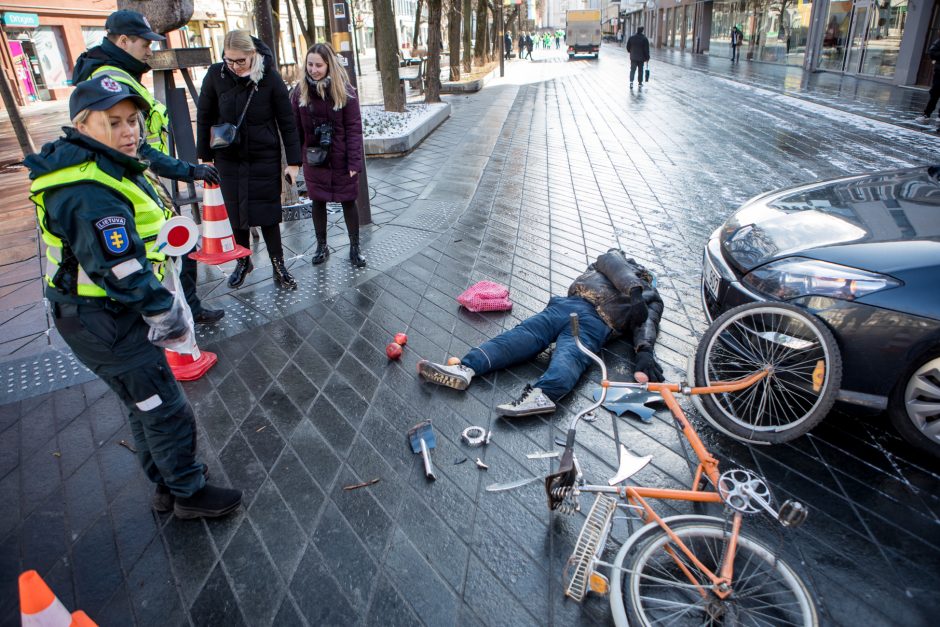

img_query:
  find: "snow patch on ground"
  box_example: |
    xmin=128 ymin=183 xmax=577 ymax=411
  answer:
xmin=361 ymin=103 xmax=448 ymax=139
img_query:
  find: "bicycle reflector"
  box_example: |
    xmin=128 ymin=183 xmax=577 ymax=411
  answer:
xmin=778 ymin=499 xmax=809 ymax=528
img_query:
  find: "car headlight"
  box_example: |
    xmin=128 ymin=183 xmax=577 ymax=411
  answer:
xmin=742 ymin=258 xmax=901 ymax=301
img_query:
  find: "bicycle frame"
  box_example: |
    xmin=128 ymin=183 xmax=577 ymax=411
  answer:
xmin=547 ymin=314 xmax=774 ymax=601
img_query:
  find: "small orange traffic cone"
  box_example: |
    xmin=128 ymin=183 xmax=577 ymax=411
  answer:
xmin=189 ymin=183 xmax=252 ymax=265
xmin=19 ymin=570 xmax=99 ymax=626
xmin=165 ymin=344 xmax=218 ymax=381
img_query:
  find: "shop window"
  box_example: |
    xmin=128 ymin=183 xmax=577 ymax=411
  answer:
xmin=859 ymin=0 xmax=907 ymax=77
xmin=31 ymin=26 xmax=70 ymax=89
xmin=82 ymin=26 xmax=107 ymax=49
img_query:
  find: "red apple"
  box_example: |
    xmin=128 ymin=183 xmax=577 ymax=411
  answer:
xmin=394 ymin=332 xmax=408 ymax=346
xmin=386 ymin=342 xmax=403 ymax=359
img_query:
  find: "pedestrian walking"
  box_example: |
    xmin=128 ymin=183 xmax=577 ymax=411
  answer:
xmin=292 ymin=43 xmax=367 ymax=268
xmin=731 ymin=25 xmax=743 ymax=63
xmin=525 ymin=33 xmax=534 ymax=60
xmin=504 ymin=32 xmax=513 ymax=59
xmin=196 ymin=30 xmax=302 ymax=289
xmin=556 ymin=33 xmax=561 ymax=49
xmin=418 ymin=250 xmax=663 ymax=417
xmin=626 ymin=26 xmax=650 ymax=88
xmin=72 ymin=10 xmax=225 ymax=326
xmin=518 ymin=33 xmax=526 ymax=59
xmin=24 ymin=79 xmax=242 ymax=519
xmin=915 ymin=38 xmax=940 ymax=130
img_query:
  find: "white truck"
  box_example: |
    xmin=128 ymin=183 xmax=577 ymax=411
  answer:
xmin=566 ymin=9 xmax=602 ymax=59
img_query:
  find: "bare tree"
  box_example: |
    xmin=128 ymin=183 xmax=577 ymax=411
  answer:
xmin=448 ymin=0 xmax=461 ymax=80
xmin=321 ymin=0 xmax=332 ymax=40
xmin=473 ymin=0 xmax=487 ymax=64
xmin=413 ymin=0 xmax=423 ymax=49
xmin=425 ymin=0 xmax=443 ymax=102
xmin=289 ymin=0 xmax=316 ymax=49
xmin=462 ymin=0 xmax=472 ymax=72
xmin=372 ymin=0 xmax=404 ymax=111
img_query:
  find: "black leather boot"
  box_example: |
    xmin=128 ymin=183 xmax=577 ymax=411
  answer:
xmin=349 ymin=235 xmax=367 ymax=268
xmin=311 ymin=239 xmax=329 ymax=265
xmin=173 ymin=484 xmax=242 ymax=519
xmin=227 ymin=256 xmax=253 ymax=288
xmin=271 ymin=256 xmax=297 ymax=289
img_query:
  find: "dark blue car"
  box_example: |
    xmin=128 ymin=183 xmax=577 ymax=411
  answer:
xmin=701 ymin=166 xmax=940 ymax=456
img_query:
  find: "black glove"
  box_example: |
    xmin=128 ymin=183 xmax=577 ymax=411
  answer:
xmin=635 ymin=348 xmax=664 ymax=382
xmin=192 ymin=164 xmax=221 ymax=185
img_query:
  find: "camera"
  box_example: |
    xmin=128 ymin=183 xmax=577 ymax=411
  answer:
xmin=315 ymin=123 xmax=333 ymax=149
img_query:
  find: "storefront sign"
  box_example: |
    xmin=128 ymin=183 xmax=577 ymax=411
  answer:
xmin=1 ymin=12 xmax=40 ymax=28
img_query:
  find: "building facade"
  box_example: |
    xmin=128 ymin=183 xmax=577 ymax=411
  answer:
xmin=643 ymin=0 xmax=936 ymax=87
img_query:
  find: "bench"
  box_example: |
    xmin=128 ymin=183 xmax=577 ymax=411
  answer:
xmin=398 ymin=57 xmax=425 ymax=100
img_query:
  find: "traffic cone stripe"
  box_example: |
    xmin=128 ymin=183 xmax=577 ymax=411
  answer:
xmin=189 ymin=183 xmax=251 ymax=265
xmin=165 ymin=347 xmax=217 ymax=381
xmin=201 ymin=219 xmax=236 ymax=239
xmin=19 ymin=570 xmax=73 ymax=626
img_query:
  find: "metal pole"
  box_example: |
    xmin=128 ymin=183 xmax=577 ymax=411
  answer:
xmin=328 ymin=0 xmax=372 ymax=225
xmin=498 ymin=3 xmax=504 ymax=77
xmin=347 ymin=0 xmax=363 ymax=77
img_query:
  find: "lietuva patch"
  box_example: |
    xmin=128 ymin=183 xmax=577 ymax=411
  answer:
xmin=96 ymin=216 xmax=133 ymax=256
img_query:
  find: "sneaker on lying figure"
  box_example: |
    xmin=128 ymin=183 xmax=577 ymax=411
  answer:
xmin=496 ymin=384 xmax=556 ymax=417
xmin=417 ymin=360 xmax=475 ymax=390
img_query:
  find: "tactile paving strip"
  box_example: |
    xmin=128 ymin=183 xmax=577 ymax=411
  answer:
xmin=3 ymin=350 xmax=92 ymax=399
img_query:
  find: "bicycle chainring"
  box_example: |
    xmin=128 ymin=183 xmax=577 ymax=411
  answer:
xmin=717 ymin=468 xmax=772 ymax=514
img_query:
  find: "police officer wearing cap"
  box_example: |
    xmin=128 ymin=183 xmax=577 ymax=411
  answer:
xmin=73 ymin=9 xmax=225 ymax=326
xmin=24 ymin=78 xmax=242 ymax=519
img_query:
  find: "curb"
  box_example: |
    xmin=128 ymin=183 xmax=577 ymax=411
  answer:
xmin=440 ymin=64 xmax=500 ymax=94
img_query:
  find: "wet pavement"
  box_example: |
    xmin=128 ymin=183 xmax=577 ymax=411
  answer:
xmin=2 ymin=44 xmax=939 ymax=625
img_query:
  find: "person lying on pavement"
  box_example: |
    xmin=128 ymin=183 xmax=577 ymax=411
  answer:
xmin=418 ymin=249 xmax=664 ymax=417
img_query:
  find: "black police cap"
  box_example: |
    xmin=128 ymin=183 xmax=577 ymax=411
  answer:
xmin=105 ymin=10 xmax=165 ymax=42
xmin=69 ymin=76 xmax=150 ymax=119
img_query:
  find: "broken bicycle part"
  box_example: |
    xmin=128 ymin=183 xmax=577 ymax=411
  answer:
xmin=565 ymin=494 xmax=618 ymax=602
xmin=545 ymin=429 xmax=581 ymax=510
xmin=407 ymin=420 xmax=437 ymax=481
xmin=461 ymin=426 xmax=491 ymax=447
xmin=343 ymin=478 xmax=380 ymax=491
xmin=526 ymin=451 xmax=559 ymax=459
xmin=550 ymin=485 xmax=581 ymax=514
xmin=607 ymin=445 xmax=653 ymax=486
xmin=582 ymin=412 xmax=597 ymax=423
xmin=454 ymin=456 xmax=468 ymax=465
xmin=486 ymin=476 xmax=542 ymax=492
xmin=117 ymin=439 xmax=137 ymax=454
xmin=475 ymin=458 xmax=489 ymax=470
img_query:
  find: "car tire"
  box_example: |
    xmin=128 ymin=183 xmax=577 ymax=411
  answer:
xmin=888 ymin=352 xmax=940 ymax=457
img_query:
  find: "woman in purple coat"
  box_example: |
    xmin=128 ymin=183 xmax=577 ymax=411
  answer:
xmin=291 ymin=43 xmax=366 ymax=268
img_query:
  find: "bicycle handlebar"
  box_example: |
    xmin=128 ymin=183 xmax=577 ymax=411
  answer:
xmin=569 ymin=312 xmax=580 ymax=338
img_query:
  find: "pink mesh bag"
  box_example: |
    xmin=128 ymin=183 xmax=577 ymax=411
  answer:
xmin=457 ymin=281 xmax=512 ymax=312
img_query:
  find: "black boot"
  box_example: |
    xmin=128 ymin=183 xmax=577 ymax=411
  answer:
xmin=153 ymin=464 xmax=210 ymax=513
xmin=227 ymin=256 xmax=253 ymax=288
xmin=271 ymin=256 xmax=297 ymax=289
xmin=349 ymin=235 xmax=367 ymax=268
xmin=311 ymin=239 xmax=329 ymax=265
xmin=173 ymin=484 xmax=242 ymax=519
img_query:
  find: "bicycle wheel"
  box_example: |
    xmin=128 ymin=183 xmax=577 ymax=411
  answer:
xmin=694 ymin=302 xmax=842 ymax=444
xmin=624 ymin=522 xmax=818 ymax=626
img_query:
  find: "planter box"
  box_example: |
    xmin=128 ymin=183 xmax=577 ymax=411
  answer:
xmin=440 ymin=65 xmax=500 ymax=94
xmin=363 ymin=103 xmax=451 ymax=157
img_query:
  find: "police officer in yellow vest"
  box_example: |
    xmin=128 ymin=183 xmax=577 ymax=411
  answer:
xmin=73 ymin=9 xmax=224 ymax=326
xmin=24 ymin=78 xmax=242 ymax=519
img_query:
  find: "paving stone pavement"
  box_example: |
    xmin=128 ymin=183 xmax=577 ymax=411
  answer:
xmin=2 ymin=46 xmax=939 ymax=626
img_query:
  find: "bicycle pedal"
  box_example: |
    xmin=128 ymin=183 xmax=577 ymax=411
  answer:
xmin=565 ymin=494 xmax=618 ymax=602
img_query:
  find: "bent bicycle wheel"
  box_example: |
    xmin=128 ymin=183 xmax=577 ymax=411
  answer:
xmin=623 ymin=522 xmax=818 ymax=626
xmin=694 ymin=302 xmax=842 ymax=444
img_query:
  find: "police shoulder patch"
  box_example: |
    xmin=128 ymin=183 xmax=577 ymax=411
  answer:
xmin=95 ymin=216 xmax=134 ymax=257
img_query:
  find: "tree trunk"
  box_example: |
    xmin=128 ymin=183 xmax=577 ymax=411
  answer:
xmin=412 ymin=0 xmax=423 ymax=49
xmin=448 ymin=0 xmax=460 ymax=81
xmin=321 ymin=0 xmax=332 ymax=40
xmin=473 ymin=0 xmax=486 ymax=65
xmin=373 ymin=0 xmax=404 ymax=111
xmin=462 ymin=0 xmax=472 ymax=72
xmin=254 ymin=0 xmax=278 ymax=65
xmin=425 ymin=0 xmax=443 ymax=103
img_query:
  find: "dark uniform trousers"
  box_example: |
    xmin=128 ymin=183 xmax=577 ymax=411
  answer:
xmin=52 ymin=302 xmax=205 ymax=497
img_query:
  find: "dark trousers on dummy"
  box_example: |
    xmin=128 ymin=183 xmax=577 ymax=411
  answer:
xmin=52 ymin=303 xmax=205 ymax=497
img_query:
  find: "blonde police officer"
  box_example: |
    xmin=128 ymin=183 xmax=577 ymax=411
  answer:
xmin=25 ymin=77 xmax=241 ymax=519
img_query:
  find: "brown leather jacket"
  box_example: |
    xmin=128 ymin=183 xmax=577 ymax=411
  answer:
xmin=568 ymin=249 xmax=664 ymax=350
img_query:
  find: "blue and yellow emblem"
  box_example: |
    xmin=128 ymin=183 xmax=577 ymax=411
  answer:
xmin=95 ymin=216 xmax=132 ymax=257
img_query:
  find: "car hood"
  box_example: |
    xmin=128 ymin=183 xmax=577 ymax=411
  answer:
xmin=719 ymin=166 xmax=940 ymax=272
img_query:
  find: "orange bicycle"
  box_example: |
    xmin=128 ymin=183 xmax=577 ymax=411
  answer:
xmin=542 ymin=303 xmax=841 ymax=626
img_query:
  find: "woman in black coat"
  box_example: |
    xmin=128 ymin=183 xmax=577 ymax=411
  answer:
xmin=291 ymin=43 xmax=366 ymax=268
xmin=196 ymin=30 xmax=302 ymax=289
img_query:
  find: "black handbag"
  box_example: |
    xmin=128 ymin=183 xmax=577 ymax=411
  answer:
xmin=209 ymin=85 xmax=256 ymax=149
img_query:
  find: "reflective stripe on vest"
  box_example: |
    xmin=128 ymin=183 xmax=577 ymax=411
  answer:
xmin=89 ymin=66 xmax=170 ymax=154
xmin=31 ymin=162 xmax=171 ymax=298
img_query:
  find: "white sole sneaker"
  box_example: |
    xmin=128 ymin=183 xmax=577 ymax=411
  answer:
xmin=417 ymin=360 xmax=472 ymax=390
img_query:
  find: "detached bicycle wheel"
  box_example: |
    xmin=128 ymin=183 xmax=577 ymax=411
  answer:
xmin=694 ymin=303 xmax=842 ymax=444
xmin=624 ymin=522 xmax=818 ymax=626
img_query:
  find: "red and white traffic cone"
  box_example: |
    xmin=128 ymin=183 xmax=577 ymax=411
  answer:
xmin=19 ymin=570 xmax=99 ymax=626
xmin=165 ymin=344 xmax=218 ymax=382
xmin=189 ymin=183 xmax=252 ymax=265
